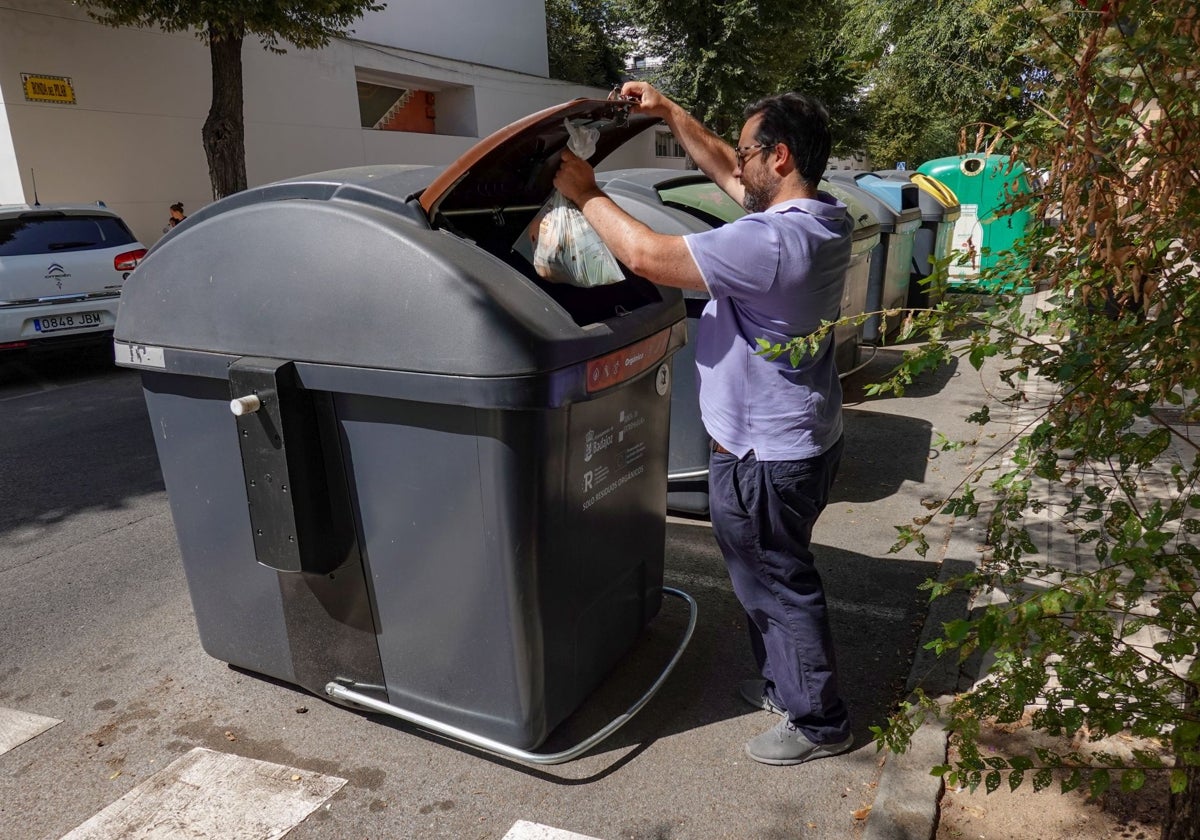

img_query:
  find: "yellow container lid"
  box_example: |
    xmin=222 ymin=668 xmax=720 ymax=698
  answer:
xmin=911 ymin=172 xmax=959 ymax=208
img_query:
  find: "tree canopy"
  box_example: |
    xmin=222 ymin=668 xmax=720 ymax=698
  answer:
xmin=618 ymin=0 xmax=866 ymax=147
xmin=546 ymin=0 xmax=630 ymax=88
xmin=80 ymin=0 xmax=381 ymax=49
xmin=840 ymin=0 xmax=1044 ymax=166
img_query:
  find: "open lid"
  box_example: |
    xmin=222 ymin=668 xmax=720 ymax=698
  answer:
xmin=419 ymin=98 xmax=658 ymax=220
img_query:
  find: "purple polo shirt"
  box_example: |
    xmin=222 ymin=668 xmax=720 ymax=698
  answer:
xmin=682 ymin=194 xmax=851 ymax=461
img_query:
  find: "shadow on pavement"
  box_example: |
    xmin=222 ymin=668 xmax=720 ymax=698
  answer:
xmin=0 ymin=342 xmax=116 ymax=387
xmin=834 ymin=408 xmax=933 ymax=504
xmin=0 ymin=350 xmax=164 ymax=540
xmin=842 ymin=346 xmax=963 ymax=405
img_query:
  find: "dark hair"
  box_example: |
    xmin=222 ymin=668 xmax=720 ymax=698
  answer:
xmin=744 ymin=93 xmax=832 ymax=189
xmin=170 ymin=202 xmax=185 ymax=213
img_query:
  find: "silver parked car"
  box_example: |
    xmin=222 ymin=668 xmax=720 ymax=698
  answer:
xmin=0 ymin=203 xmax=146 ymax=351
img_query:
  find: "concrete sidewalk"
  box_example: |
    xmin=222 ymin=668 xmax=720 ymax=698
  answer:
xmin=864 ymin=290 xmax=1199 ymax=839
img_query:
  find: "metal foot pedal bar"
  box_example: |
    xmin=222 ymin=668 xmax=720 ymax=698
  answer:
xmin=325 ymin=586 xmax=698 ymax=765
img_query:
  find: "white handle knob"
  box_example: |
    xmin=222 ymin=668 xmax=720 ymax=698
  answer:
xmin=230 ymin=394 xmax=262 ymax=416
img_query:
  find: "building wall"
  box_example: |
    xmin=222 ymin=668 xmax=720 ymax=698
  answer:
xmin=826 ymin=153 xmax=873 ymax=173
xmin=354 ymin=0 xmax=549 ymax=77
xmin=0 ymin=1 xmax=681 ymax=246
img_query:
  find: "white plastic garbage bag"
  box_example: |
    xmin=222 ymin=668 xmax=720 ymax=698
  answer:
xmin=522 ymin=119 xmax=625 ymax=288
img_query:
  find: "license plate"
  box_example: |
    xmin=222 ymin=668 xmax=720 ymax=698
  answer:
xmin=33 ymin=311 xmax=104 ymax=333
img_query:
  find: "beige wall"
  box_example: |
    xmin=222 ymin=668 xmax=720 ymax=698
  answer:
xmin=0 ymin=1 xmax=682 ymax=246
xmin=354 ymin=0 xmax=549 ymax=77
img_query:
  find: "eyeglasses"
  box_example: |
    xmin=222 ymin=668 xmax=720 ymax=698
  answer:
xmin=734 ymin=143 xmax=772 ymax=167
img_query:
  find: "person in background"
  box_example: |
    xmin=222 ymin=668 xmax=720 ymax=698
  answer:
xmin=553 ymin=81 xmax=854 ymax=765
xmin=166 ymin=202 xmax=186 ymax=231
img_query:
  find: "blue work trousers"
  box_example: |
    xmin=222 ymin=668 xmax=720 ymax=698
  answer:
xmin=708 ymin=437 xmax=851 ymax=745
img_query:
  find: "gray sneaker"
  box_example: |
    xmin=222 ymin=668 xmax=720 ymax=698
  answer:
xmin=738 ymin=679 xmax=787 ymax=717
xmin=744 ymin=719 xmax=854 ymax=766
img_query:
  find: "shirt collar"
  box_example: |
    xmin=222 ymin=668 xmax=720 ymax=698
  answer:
xmin=766 ymin=193 xmax=846 ymax=219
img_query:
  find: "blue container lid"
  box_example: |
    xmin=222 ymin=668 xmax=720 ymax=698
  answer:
xmin=873 ymin=170 xmax=961 ymax=223
xmin=825 ymin=173 xmax=921 ymax=234
xmin=848 ymin=172 xmax=924 ymax=219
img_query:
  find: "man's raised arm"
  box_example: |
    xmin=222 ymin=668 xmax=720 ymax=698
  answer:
xmin=619 ymin=81 xmax=745 ymax=206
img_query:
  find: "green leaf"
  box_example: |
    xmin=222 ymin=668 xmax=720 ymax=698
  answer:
xmin=1171 ymin=769 xmax=1188 ymax=795
xmin=1033 ymin=768 xmax=1053 ymax=792
xmin=1089 ymin=770 xmax=1111 ymax=798
xmin=942 ymin=619 xmax=972 ymax=644
xmin=1008 ymin=769 xmax=1025 ymax=791
xmin=1175 ymin=721 xmax=1200 ymax=749
xmin=1120 ymin=769 xmax=1146 ymax=792
xmin=985 ymin=771 xmax=1002 ymax=794
xmin=1132 ymin=749 xmax=1165 ymax=769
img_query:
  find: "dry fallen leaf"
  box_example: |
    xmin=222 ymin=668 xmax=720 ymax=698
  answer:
xmin=108 ymin=770 xmax=121 ymax=780
xmin=224 ymin=731 xmax=237 ymax=742
xmin=852 ymin=805 xmax=872 ymax=821
xmin=291 ymin=775 xmax=302 ymax=782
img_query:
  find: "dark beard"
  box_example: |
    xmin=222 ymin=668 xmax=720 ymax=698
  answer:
xmin=743 ymin=180 xmax=773 ymax=214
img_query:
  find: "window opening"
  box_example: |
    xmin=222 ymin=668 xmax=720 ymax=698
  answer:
xmin=654 ymin=131 xmax=685 ymax=159
xmin=357 ymin=81 xmax=435 ymax=133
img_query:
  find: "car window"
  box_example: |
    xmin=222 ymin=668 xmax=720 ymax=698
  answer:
xmin=0 ymin=215 xmax=138 ymax=256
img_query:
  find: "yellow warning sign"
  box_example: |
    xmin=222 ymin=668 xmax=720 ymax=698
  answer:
xmin=21 ymin=74 xmax=76 ymax=105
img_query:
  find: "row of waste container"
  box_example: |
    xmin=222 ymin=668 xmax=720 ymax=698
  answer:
xmin=637 ymin=157 xmax=1032 ymax=514
xmin=110 ymin=99 xmax=1031 ymax=762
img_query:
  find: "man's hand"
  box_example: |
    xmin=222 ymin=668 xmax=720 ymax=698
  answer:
xmin=624 ymin=81 xmax=681 ymax=120
xmin=550 ymin=152 xmax=708 ymax=293
xmin=619 ymin=81 xmax=673 ymax=119
xmin=553 ymin=149 xmax=604 ymax=207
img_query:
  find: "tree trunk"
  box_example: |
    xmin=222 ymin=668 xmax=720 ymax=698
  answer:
xmin=1163 ymin=685 xmax=1200 ymax=840
xmin=1162 ymin=762 xmax=1200 ymax=840
xmin=202 ymin=28 xmax=247 ymax=200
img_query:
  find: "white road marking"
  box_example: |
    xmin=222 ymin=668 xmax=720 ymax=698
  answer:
xmin=0 ymin=706 xmax=61 ymax=755
xmin=59 ymin=747 xmax=347 ymax=840
xmin=503 ymin=821 xmax=605 ymax=840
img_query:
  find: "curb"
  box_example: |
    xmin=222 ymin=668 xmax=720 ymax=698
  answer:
xmin=863 ymin=516 xmax=983 ymax=840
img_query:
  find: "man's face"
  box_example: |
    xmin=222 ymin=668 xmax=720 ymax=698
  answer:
xmin=735 ymin=115 xmax=778 ymax=214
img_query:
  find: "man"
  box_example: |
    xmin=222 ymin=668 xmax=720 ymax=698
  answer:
xmin=553 ymin=81 xmax=853 ymax=765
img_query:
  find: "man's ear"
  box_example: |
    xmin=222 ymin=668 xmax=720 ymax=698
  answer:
xmin=770 ymin=143 xmax=796 ymax=177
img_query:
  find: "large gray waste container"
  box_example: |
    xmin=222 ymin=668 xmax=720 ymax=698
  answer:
xmin=818 ymin=180 xmax=880 ymax=369
xmin=827 ymin=173 xmax=920 ymax=343
xmin=595 ymin=169 xmax=877 ymax=516
xmin=594 ymin=170 xmax=714 ymax=516
xmin=871 ymin=170 xmax=961 ymax=309
xmin=113 ymin=100 xmax=690 ymax=757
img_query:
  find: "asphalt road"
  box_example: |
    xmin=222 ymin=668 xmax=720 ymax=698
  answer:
xmin=0 ymin=342 xmax=986 ymax=840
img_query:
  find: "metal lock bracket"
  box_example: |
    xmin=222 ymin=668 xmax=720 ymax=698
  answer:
xmin=229 ymin=357 xmax=354 ymax=574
